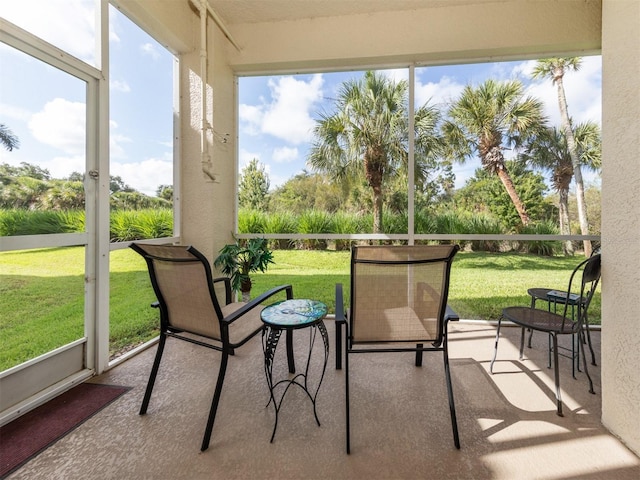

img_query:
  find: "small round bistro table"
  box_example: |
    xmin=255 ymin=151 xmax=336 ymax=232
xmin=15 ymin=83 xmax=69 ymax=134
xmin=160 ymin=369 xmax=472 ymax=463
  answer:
xmin=260 ymin=299 xmax=329 ymax=442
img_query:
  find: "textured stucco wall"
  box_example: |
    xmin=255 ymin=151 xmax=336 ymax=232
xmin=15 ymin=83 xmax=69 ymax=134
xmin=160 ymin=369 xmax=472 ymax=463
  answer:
xmin=601 ymin=0 xmax=640 ymax=456
xmin=180 ymin=23 xmax=238 ymax=262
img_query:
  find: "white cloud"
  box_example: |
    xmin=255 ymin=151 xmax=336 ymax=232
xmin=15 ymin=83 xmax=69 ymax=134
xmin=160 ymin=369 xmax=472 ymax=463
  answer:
xmin=0 ymin=151 xmax=84 ymax=180
xmin=0 ymin=0 xmax=96 ymax=64
xmin=28 ymin=98 xmax=86 ymax=155
xmin=140 ymin=42 xmax=160 ymax=60
xmin=241 ymin=74 xmax=324 ymax=145
xmin=111 ymin=157 xmax=173 ymax=196
xmin=416 ymin=76 xmax=464 ymax=107
xmin=239 ymin=149 xmax=262 ymax=169
xmin=510 ymin=59 xmax=537 ymax=79
xmin=272 ymin=146 xmax=298 ymax=163
xmin=107 ymin=120 xmax=132 ymax=160
xmin=110 ymin=79 xmax=131 ymax=93
xmin=268 ymin=172 xmax=289 ymax=190
xmin=381 ymin=69 xmax=409 ymax=83
xmin=110 ymin=133 xmax=132 ymax=160
xmin=239 ymin=104 xmax=264 ymax=136
xmin=0 ymin=102 xmax=31 ymax=122
xmin=45 ymin=155 xmax=86 ymax=179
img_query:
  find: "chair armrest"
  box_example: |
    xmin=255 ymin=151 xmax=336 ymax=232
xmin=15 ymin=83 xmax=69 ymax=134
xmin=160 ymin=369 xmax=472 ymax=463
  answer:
xmin=213 ymin=277 xmax=232 ymax=305
xmin=335 ymin=283 xmax=346 ymax=325
xmin=221 ymin=284 xmax=294 ymax=324
xmin=444 ymin=304 xmax=459 ymax=323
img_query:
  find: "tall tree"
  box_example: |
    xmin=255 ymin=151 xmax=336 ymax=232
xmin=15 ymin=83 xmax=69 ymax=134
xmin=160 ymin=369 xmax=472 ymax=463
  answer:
xmin=454 ymin=160 xmax=552 ymax=230
xmin=0 ymin=124 xmax=20 ymax=151
xmin=238 ymin=158 xmax=270 ymax=211
xmin=308 ymin=70 xmax=443 ymax=233
xmin=521 ymin=122 xmax=601 ymax=255
xmin=443 ymin=79 xmax=546 ymax=226
xmin=156 ymin=184 xmax=174 ymax=202
xmin=531 ymin=57 xmax=592 ymax=256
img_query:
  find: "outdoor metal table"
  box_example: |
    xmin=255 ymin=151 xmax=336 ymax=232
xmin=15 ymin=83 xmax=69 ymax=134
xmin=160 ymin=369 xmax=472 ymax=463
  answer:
xmin=261 ymin=299 xmax=329 ymax=442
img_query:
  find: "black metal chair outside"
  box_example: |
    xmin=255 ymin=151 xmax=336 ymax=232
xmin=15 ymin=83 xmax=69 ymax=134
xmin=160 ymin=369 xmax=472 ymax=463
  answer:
xmin=335 ymin=244 xmax=461 ymax=453
xmin=525 ymin=247 xmax=601 ymax=373
xmin=130 ymin=243 xmax=293 ymax=451
xmin=490 ymin=253 xmax=601 ymax=416
xmin=527 ymin=287 xmax=591 ymax=378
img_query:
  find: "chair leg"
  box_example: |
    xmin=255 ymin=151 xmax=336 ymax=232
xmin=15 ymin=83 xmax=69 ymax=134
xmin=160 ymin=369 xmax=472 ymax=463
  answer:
xmin=490 ymin=316 xmax=503 ymax=374
xmin=551 ymin=334 xmax=563 ymax=417
xmin=443 ymin=339 xmax=461 ymax=449
xmin=345 ymin=330 xmax=351 ymax=455
xmin=415 ymin=344 xmax=423 ymax=367
xmin=584 ymin=321 xmax=597 ymax=366
xmin=335 ymin=321 xmax=343 ymax=370
xmin=519 ymin=327 xmax=526 ymax=360
xmin=139 ymin=333 xmax=167 ymax=415
xmin=527 ymin=297 xmax=535 ymax=348
xmin=201 ymin=349 xmax=230 ymax=452
xmin=580 ymin=328 xmax=596 ymax=395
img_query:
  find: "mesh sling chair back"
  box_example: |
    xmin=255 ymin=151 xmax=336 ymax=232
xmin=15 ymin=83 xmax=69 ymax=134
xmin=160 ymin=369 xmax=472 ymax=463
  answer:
xmin=335 ymin=244 xmax=461 ymax=453
xmin=490 ymin=253 xmax=601 ymax=416
xmin=130 ymin=243 xmax=293 ymax=451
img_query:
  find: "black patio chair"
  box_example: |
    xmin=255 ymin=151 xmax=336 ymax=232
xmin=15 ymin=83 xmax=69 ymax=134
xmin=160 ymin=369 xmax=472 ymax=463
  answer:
xmin=130 ymin=243 xmax=293 ymax=451
xmin=526 ymin=247 xmax=602 ymax=372
xmin=490 ymin=253 xmax=601 ymax=416
xmin=335 ymin=244 xmax=461 ymax=453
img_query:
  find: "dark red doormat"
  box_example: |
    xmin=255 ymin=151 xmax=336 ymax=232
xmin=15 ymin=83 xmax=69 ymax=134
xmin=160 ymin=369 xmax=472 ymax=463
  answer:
xmin=0 ymin=383 xmax=130 ymax=478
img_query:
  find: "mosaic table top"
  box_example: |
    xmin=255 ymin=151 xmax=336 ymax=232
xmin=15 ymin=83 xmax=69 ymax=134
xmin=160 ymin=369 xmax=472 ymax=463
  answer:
xmin=261 ymin=299 xmax=327 ymax=327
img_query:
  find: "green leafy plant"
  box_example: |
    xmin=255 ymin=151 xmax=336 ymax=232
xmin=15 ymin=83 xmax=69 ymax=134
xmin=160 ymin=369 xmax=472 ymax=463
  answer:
xmin=213 ymin=238 xmax=274 ymax=301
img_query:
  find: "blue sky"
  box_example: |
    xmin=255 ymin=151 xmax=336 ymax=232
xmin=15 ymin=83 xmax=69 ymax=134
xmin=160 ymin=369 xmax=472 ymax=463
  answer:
xmin=1 ymin=1 xmax=602 ymax=196
xmin=1 ymin=0 xmax=174 ymax=196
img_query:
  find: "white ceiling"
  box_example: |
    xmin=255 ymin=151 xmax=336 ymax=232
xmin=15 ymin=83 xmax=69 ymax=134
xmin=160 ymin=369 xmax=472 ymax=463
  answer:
xmin=207 ymin=0 xmax=501 ymax=25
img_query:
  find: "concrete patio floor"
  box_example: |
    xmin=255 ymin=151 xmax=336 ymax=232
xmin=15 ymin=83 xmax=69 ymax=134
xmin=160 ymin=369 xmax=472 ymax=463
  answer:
xmin=7 ymin=320 xmax=640 ymax=480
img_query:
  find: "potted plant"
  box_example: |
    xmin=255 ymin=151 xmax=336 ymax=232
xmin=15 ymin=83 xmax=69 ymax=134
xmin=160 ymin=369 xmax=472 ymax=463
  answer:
xmin=214 ymin=238 xmax=274 ymax=302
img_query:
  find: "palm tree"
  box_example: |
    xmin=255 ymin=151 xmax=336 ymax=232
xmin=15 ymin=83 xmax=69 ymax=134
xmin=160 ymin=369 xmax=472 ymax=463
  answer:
xmin=531 ymin=57 xmax=592 ymax=256
xmin=308 ymin=71 xmax=442 ymax=233
xmin=521 ymin=122 xmax=601 ymax=255
xmin=0 ymin=124 xmax=20 ymax=151
xmin=443 ymin=79 xmax=546 ymax=226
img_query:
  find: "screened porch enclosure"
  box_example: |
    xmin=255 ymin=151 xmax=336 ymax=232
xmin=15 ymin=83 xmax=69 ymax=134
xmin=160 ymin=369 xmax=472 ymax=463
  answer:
xmin=0 ymin=0 xmax=638 ymax=459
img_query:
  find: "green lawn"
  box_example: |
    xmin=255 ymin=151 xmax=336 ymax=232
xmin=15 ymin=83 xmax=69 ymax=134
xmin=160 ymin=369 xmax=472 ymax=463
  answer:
xmin=0 ymin=247 xmax=600 ymax=371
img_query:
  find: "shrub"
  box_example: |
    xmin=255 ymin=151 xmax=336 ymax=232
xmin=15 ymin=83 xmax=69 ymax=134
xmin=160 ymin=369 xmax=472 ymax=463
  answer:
xmin=434 ymin=210 xmax=469 ymax=248
xmin=414 ymin=209 xmax=437 ymax=235
xmin=298 ymin=209 xmax=332 ymax=249
xmin=132 ymin=209 xmax=172 ymax=239
xmin=382 ymin=210 xmax=408 ymax=234
xmin=329 ymin=211 xmax=361 ymax=250
xmin=264 ymin=211 xmax=297 ymax=249
xmin=519 ymin=221 xmax=561 ymax=256
xmin=467 ymin=214 xmax=504 ymax=252
xmin=238 ymin=209 xmax=267 ymax=234
xmin=109 ymin=209 xmax=173 ymax=241
xmin=0 ymin=209 xmax=83 ymax=236
xmin=110 ymin=210 xmax=140 ymax=242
